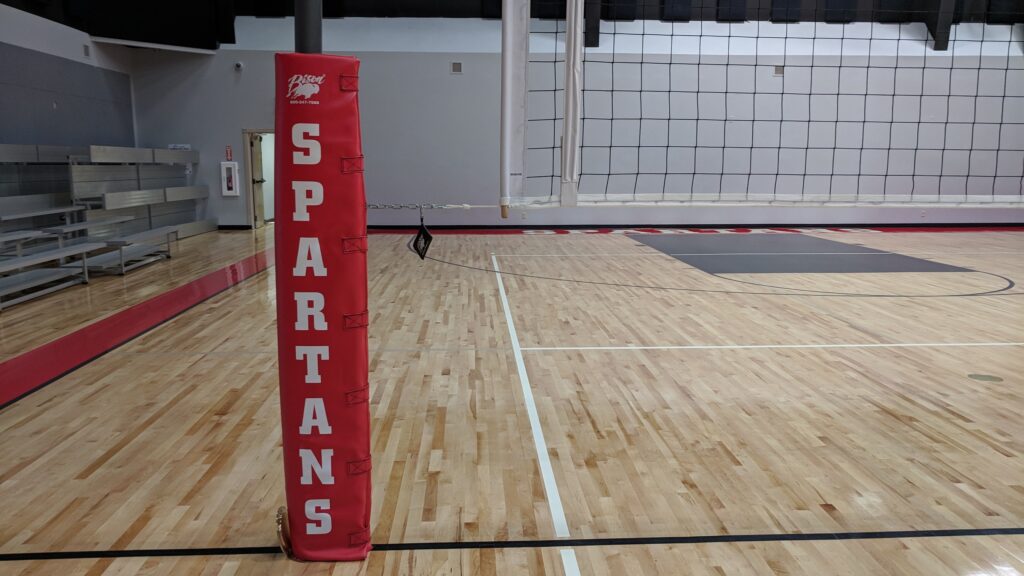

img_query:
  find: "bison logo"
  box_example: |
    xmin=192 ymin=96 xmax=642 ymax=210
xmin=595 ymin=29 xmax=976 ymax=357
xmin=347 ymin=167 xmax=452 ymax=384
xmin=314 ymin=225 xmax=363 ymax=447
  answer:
xmin=286 ymin=74 xmax=325 ymax=103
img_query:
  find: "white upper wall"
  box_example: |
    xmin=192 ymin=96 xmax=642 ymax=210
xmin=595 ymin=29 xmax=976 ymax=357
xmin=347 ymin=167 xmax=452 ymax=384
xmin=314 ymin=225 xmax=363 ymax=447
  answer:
xmin=227 ymin=17 xmax=501 ymax=53
xmin=533 ymin=20 xmax=1024 ymax=57
xmin=229 ymin=16 xmax=1024 ymax=58
xmin=0 ymin=3 xmax=132 ymax=72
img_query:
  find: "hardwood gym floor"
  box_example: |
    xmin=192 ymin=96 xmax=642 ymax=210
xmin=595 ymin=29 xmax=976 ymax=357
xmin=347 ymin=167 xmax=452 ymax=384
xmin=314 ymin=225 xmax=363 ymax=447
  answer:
xmin=0 ymin=228 xmax=1022 ymax=575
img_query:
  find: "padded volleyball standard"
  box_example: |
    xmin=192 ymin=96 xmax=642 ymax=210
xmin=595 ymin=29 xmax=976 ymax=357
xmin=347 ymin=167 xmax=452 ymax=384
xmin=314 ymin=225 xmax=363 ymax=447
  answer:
xmin=274 ymin=52 xmax=372 ymax=562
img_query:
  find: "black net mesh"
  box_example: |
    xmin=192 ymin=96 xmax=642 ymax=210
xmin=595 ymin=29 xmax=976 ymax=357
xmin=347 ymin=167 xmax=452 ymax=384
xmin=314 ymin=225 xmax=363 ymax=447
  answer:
xmin=524 ymin=2 xmax=1024 ymax=205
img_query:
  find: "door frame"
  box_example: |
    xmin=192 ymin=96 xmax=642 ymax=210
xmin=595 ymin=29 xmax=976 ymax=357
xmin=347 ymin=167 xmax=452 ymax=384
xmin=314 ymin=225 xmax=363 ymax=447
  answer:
xmin=243 ymin=128 xmax=273 ymax=228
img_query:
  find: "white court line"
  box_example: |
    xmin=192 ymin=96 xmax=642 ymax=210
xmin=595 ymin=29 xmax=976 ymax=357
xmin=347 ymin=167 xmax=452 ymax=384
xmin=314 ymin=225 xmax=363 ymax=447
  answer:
xmin=521 ymin=342 xmax=1024 ymax=352
xmin=560 ymin=548 xmax=582 ymax=576
xmin=493 ymin=254 xmax=580 ymax=575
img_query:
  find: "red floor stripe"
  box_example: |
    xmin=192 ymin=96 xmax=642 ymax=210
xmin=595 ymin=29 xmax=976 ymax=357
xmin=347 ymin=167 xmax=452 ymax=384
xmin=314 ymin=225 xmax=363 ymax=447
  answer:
xmin=869 ymin=226 xmax=1024 ymax=233
xmin=0 ymin=250 xmax=272 ymax=408
xmin=369 ymin=226 xmax=1022 ymax=235
xmin=368 ymin=228 xmax=527 ymax=235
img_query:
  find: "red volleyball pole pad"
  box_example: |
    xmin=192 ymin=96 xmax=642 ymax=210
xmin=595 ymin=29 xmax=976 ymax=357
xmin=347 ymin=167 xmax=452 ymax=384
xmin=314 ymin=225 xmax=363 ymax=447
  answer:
xmin=274 ymin=52 xmax=371 ymax=562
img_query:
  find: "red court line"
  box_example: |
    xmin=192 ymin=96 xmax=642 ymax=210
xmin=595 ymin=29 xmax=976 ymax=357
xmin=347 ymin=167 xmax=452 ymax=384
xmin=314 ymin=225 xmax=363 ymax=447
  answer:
xmin=368 ymin=228 xmax=526 ymax=235
xmin=0 ymin=250 xmax=272 ymax=409
xmin=870 ymin=226 xmax=1024 ymax=233
xmin=369 ymin=226 xmax=1022 ymax=235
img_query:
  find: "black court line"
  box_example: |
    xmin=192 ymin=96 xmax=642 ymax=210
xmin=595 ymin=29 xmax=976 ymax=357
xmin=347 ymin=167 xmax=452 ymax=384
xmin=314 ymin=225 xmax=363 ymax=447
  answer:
xmin=3 ymin=528 xmax=1023 ymax=561
xmin=0 ymin=546 xmax=280 ymax=562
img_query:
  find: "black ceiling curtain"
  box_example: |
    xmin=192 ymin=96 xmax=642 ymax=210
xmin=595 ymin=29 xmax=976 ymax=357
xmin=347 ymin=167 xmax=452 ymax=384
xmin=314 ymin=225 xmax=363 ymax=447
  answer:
xmin=81 ymin=0 xmax=236 ymax=49
xmin=1 ymin=0 xmax=1020 ymax=50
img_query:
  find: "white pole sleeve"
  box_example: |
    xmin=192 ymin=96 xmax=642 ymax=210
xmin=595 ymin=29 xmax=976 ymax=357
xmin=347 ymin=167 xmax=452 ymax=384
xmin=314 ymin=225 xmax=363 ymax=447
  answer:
xmin=501 ymin=0 xmax=530 ymax=215
xmin=560 ymin=0 xmax=584 ymax=206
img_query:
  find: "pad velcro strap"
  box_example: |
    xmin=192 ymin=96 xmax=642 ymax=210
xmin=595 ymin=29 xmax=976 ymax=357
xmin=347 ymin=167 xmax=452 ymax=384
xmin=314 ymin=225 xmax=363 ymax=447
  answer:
xmin=345 ymin=386 xmax=370 ymax=405
xmin=339 ymin=74 xmax=359 ymax=91
xmin=340 ymin=155 xmax=364 ymax=173
xmin=343 ymin=310 xmax=369 ymax=329
xmin=342 ymin=236 xmax=368 ymax=253
xmin=348 ymin=458 xmax=372 ymax=475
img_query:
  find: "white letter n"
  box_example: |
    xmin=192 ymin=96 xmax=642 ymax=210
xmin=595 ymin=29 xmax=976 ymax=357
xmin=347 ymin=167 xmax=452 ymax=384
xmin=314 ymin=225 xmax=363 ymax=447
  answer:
xmin=300 ymin=448 xmax=334 ymax=485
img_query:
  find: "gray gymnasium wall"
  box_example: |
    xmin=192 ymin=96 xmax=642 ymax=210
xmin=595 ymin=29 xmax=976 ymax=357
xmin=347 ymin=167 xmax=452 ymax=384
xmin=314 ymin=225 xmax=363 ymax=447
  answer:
xmin=131 ymin=49 xmax=501 ymax=227
xmin=129 ymin=18 xmax=1023 ymax=227
xmin=0 ymin=42 xmax=135 ymax=146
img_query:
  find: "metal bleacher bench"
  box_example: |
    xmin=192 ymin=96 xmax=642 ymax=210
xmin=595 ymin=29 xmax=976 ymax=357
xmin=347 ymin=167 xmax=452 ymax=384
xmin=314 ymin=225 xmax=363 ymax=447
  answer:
xmin=41 ymin=216 xmax=135 ymax=246
xmin=0 ymin=243 xmax=105 ymax=310
xmin=0 ymin=205 xmax=86 ymax=222
xmin=85 ymin=225 xmax=180 ymax=275
xmin=0 ymin=230 xmax=57 ymax=257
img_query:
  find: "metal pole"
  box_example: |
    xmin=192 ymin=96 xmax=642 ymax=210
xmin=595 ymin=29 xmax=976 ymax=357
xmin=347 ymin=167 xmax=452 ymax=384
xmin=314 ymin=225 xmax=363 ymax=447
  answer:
xmin=500 ymin=0 xmax=528 ymax=219
xmin=499 ymin=0 xmax=515 ymax=218
xmin=295 ymin=0 xmax=323 ymax=54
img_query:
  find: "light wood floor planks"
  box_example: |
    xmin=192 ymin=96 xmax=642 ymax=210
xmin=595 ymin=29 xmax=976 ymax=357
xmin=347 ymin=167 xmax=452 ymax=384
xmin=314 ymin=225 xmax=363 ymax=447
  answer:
xmin=0 ymin=229 xmax=1022 ymax=574
xmin=526 ymin=346 xmax=1024 ymax=538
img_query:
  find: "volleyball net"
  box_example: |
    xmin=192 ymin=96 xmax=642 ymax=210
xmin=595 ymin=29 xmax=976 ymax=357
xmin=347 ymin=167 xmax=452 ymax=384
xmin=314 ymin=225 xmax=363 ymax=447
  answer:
xmin=502 ymin=0 xmax=1024 ymax=208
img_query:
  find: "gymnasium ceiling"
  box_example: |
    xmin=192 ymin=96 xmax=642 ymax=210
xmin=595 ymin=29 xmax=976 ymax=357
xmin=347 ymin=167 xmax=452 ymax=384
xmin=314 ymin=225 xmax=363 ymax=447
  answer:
xmin=2 ymin=0 xmax=1021 ymax=51
xmin=1 ymin=0 xmax=507 ymax=50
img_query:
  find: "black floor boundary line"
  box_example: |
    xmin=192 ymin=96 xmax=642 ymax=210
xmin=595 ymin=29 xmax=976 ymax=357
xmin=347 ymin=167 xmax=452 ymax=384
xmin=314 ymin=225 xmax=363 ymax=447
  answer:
xmin=4 ymin=528 xmax=1023 ymax=561
xmin=0 ymin=546 xmax=280 ymax=562
xmin=0 ymin=256 xmax=274 ymax=413
xmin=375 ymin=527 xmax=1024 ymax=551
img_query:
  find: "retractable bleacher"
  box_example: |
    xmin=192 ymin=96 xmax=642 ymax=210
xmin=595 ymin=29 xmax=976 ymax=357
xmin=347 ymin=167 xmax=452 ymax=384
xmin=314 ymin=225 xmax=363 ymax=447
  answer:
xmin=0 ymin=144 xmax=216 ymax=308
xmin=0 ymin=243 xmax=104 ymax=309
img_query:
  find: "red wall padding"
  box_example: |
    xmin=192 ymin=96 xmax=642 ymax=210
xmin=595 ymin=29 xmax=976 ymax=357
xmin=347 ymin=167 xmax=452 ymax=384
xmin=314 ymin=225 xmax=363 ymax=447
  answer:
xmin=274 ymin=52 xmax=371 ymax=561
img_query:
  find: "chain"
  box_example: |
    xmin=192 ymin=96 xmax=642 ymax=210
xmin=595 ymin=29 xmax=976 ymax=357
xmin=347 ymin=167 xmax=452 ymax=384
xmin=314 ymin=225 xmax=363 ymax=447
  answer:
xmin=366 ymin=203 xmax=442 ymax=210
xmin=366 ymin=203 xmax=491 ymax=210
